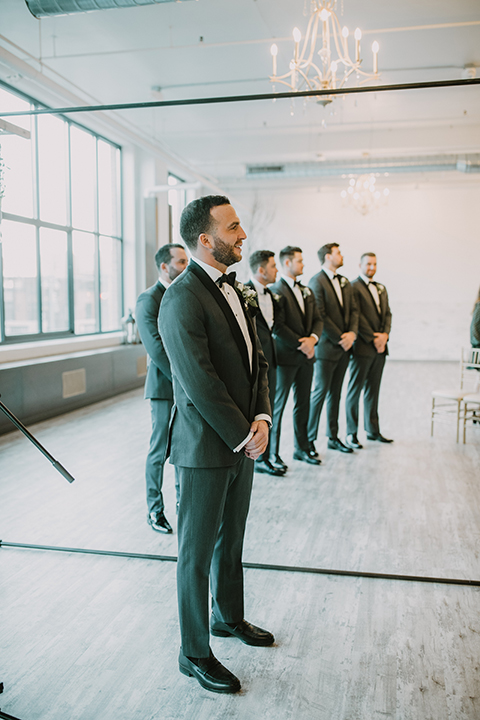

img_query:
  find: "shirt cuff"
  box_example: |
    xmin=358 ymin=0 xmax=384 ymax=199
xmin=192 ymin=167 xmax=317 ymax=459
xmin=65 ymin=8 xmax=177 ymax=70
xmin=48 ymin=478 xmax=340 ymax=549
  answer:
xmin=233 ymin=415 xmax=272 ymax=453
xmin=254 ymin=413 xmax=272 ymax=427
xmin=310 ymin=333 xmax=319 ymax=343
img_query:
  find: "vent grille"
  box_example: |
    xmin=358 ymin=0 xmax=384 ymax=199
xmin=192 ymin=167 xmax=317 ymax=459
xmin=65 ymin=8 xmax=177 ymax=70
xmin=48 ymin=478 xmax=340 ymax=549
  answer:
xmin=62 ymin=369 xmax=86 ymax=399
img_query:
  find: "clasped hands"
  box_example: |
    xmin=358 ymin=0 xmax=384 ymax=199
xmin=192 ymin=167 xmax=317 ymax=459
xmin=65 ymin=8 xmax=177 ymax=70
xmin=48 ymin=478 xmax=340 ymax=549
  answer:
xmin=244 ymin=420 xmax=269 ymax=460
xmin=297 ymin=335 xmax=317 ymax=360
xmin=338 ymin=331 xmax=356 ymax=352
xmin=373 ymin=332 xmax=388 ymax=354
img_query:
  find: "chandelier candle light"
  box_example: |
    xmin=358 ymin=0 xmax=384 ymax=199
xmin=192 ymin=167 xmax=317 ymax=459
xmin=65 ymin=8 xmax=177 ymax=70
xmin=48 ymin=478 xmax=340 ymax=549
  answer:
xmin=270 ymin=0 xmax=380 ymax=106
xmin=341 ymin=174 xmax=390 ymax=216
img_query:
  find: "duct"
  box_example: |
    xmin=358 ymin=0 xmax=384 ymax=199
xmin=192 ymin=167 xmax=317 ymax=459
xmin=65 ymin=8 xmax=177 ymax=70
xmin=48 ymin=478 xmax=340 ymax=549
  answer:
xmin=25 ymin=0 xmax=192 ymax=19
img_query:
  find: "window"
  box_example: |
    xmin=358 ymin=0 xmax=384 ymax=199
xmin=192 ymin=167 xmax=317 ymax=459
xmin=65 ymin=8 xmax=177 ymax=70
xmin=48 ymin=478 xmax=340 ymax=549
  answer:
xmin=0 ymin=83 xmax=123 ymax=343
xmin=168 ymin=173 xmax=187 ymax=245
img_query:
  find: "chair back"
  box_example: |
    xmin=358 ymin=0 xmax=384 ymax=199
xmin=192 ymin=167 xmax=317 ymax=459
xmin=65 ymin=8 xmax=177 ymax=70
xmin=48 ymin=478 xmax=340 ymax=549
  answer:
xmin=460 ymin=347 xmax=480 ymax=391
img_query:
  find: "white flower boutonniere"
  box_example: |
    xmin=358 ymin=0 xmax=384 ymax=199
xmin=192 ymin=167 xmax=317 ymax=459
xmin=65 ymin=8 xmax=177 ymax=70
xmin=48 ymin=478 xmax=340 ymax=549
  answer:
xmin=376 ymin=283 xmax=384 ymax=294
xmin=340 ymin=277 xmax=348 ymax=288
xmin=272 ymin=293 xmax=281 ymax=302
xmin=301 ymin=286 xmax=311 ymax=299
xmin=237 ymin=282 xmax=258 ymax=308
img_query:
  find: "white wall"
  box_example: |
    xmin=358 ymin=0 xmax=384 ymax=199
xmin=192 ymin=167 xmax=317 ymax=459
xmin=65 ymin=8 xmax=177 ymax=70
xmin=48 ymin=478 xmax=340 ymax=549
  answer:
xmin=232 ymin=179 xmax=480 ymax=361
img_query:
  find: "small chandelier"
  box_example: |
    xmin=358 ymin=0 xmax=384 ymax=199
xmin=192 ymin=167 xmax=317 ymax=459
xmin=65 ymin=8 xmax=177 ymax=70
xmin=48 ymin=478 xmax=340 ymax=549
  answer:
xmin=269 ymin=0 xmax=379 ymax=106
xmin=340 ymin=175 xmax=390 ymax=216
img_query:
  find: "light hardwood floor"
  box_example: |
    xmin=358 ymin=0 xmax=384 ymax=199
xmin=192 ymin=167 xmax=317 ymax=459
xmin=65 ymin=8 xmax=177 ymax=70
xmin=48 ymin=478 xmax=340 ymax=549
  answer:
xmin=1 ymin=360 xmax=480 ymax=719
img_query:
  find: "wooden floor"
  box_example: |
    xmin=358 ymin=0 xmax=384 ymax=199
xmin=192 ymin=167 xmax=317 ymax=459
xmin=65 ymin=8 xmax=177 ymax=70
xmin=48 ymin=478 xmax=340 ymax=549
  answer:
xmin=1 ymin=360 xmax=480 ymax=720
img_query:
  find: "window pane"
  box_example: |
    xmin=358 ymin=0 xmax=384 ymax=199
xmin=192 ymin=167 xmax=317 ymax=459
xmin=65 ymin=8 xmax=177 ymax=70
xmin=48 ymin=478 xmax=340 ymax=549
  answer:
xmin=71 ymin=126 xmax=96 ymax=231
xmin=98 ymin=140 xmax=119 ymax=237
xmin=99 ymin=235 xmax=121 ymax=331
xmin=0 ymin=89 xmax=35 ymax=218
xmin=37 ymin=114 xmax=68 ymax=225
xmin=73 ymin=230 xmax=98 ymax=334
xmin=39 ymin=228 xmax=69 ymax=333
xmin=2 ymin=220 xmax=39 ymax=336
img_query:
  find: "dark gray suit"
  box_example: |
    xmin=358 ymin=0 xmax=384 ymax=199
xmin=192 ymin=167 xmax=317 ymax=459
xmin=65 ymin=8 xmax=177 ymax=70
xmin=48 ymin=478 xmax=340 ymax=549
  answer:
xmin=345 ymin=277 xmax=392 ymax=436
xmin=307 ymin=270 xmax=359 ymax=441
xmin=135 ymin=281 xmax=179 ymax=514
xmin=270 ymin=277 xmax=323 ymax=456
xmin=160 ymin=261 xmax=270 ymax=658
xmin=246 ymin=281 xmax=279 ymax=464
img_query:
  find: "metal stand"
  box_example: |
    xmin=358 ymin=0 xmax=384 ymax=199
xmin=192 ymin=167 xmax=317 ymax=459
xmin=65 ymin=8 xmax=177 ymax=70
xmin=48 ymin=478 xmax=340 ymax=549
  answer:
xmin=0 ymin=396 xmax=75 ymax=719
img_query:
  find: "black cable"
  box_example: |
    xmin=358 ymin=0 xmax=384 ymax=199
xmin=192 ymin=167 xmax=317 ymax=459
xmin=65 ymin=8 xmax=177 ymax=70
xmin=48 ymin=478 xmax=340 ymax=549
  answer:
xmin=2 ymin=540 xmax=479 ymax=587
xmin=0 ymin=77 xmax=479 ymax=118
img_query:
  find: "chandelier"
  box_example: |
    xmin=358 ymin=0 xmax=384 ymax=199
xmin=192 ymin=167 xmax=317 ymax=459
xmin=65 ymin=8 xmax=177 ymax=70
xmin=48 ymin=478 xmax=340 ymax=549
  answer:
xmin=340 ymin=175 xmax=390 ymax=216
xmin=269 ymin=0 xmax=379 ymax=106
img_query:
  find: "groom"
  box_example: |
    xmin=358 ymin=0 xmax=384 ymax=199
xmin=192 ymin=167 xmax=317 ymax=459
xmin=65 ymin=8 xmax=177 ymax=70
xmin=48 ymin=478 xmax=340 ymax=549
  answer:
xmin=160 ymin=195 xmax=274 ymax=694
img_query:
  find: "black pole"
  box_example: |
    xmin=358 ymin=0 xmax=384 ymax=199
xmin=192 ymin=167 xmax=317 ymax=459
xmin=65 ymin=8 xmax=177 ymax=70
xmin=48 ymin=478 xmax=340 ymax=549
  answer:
xmin=0 ymin=398 xmax=75 ymax=483
xmin=0 ymin=77 xmax=479 ymax=118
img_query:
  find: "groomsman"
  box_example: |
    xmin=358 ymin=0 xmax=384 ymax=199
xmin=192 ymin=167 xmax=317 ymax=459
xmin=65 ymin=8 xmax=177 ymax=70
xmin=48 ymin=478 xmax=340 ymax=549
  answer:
xmin=160 ymin=196 xmax=273 ymax=694
xmin=247 ymin=250 xmax=285 ymax=476
xmin=270 ymin=246 xmax=323 ymax=467
xmin=136 ymin=243 xmax=188 ymax=533
xmin=307 ymin=243 xmax=359 ymax=454
xmin=345 ymin=252 xmax=393 ymax=447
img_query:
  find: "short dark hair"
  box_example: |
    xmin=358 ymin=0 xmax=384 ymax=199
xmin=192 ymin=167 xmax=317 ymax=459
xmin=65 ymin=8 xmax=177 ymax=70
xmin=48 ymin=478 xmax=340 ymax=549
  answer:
xmin=155 ymin=243 xmax=184 ymax=271
xmin=318 ymin=243 xmax=339 ymax=264
xmin=279 ymin=245 xmax=302 ymax=265
xmin=249 ymin=249 xmax=274 ymax=274
xmin=360 ymin=252 xmax=376 ymax=262
xmin=179 ymin=195 xmax=231 ymax=250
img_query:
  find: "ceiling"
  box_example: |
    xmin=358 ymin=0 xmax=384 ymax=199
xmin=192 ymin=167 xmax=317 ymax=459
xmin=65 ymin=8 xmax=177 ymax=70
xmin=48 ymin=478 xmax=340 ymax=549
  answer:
xmin=0 ymin=0 xmax=480 ymax=188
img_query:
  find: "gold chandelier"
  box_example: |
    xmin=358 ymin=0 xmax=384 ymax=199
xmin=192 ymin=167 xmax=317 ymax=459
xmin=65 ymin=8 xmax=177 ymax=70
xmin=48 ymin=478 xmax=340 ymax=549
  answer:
xmin=269 ymin=0 xmax=380 ymax=106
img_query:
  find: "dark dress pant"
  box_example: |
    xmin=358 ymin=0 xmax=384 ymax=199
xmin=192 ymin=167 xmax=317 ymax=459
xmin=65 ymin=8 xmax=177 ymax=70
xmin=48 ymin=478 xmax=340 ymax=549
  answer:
xmin=345 ymin=353 xmax=386 ymax=436
xmin=270 ymin=363 xmax=313 ymax=457
xmin=259 ymin=363 xmax=276 ymax=463
xmin=176 ymin=455 xmax=254 ymax=658
xmin=146 ymin=399 xmax=179 ymax=513
xmin=307 ymin=353 xmax=350 ymax=441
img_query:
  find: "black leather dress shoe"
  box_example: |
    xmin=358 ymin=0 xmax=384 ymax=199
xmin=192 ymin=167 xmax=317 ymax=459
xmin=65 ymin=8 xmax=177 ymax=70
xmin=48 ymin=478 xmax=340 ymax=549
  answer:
xmin=327 ymin=438 xmax=353 ymax=453
xmin=293 ymin=450 xmax=322 ymax=465
xmin=179 ymin=649 xmax=240 ymax=694
xmin=308 ymin=441 xmax=319 ymax=457
xmin=271 ymin=455 xmax=288 ymax=472
xmin=210 ymin=617 xmax=274 ymax=646
xmin=345 ymin=434 xmax=363 ymax=450
xmin=367 ymin=433 xmax=393 ymax=443
xmin=255 ymin=459 xmax=286 ymax=476
xmin=147 ymin=511 xmax=173 ymax=534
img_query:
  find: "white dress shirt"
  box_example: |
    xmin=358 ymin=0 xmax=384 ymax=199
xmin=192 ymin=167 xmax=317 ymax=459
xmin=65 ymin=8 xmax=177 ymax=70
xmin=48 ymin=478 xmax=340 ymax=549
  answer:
xmin=159 ymin=277 xmax=171 ymax=291
xmin=251 ymin=277 xmax=274 ymax=330
xmin=281 ymin=274 xmax=305 ymax=313
xmin=360 ymin=273 xmax=381 ymax=312
xmin=323 ymin=266 xmax=343 ymax=307
xmin=191 ymin=258 xmax=271 ymax=451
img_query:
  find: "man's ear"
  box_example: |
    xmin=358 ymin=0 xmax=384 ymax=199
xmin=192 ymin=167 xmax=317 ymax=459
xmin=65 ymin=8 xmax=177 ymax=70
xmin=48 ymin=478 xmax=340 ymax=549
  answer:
xmin=198 ymin=233 xmax=212 ymax=249
xmin=160 ymin=262 xmax=169 ymax=274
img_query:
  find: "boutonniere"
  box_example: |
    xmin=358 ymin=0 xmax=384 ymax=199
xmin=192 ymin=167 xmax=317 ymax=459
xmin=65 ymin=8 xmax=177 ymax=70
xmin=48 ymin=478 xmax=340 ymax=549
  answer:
xmin=236 ymin=282 xmax=258 ymax=309
xmin=272 ymin=293 xmax=281 ymax=302
xmin=376 ymin=283 xmax=384 ymax=294
xmin=301 ymin=286 xmax=311 ymax=299
xmin=340 ymin=277 xmax=348 ymax=288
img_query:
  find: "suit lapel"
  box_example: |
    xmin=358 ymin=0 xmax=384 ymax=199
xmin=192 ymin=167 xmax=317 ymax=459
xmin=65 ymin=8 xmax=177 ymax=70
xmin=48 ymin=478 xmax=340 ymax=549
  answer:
xmin=322 ymin=270 xmax=345 ymax=318
xmin=281 ymin=279 xmax=306 ymax=331
xmin=188 ymin=262 xmax=253 ymax=379
xmin=361 ymin=278 xmax=382 ymax=318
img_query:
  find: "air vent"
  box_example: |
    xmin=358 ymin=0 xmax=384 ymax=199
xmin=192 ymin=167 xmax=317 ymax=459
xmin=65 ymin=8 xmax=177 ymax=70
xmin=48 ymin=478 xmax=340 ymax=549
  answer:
xmin=62 ymin=369 xmax=86 ymax=398
xmin=247 ymin=165 xmax=285 ymax=175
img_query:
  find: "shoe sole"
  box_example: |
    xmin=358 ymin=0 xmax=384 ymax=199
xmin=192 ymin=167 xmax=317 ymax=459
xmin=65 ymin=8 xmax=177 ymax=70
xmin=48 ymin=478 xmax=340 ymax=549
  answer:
xmin=211 ymin=628 xmax=274 ymax=646
xmin=179 ymin=661 xmax=241 ymax=693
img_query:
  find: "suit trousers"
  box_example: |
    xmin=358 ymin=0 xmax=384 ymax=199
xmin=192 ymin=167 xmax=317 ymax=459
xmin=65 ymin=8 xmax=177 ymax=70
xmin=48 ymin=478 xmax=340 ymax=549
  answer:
xmin=259 ymin=363 xmax=276 ymax=464
xmin=308 ymin=353 xmax=350 ymax=441
xmin=146 ymin=399 xmax=179 ymax=514
xmin=176 ymin=455 xmax=254 ymax=658
xmin=270 ymin=363 xmax=313 ymax=457
xmin=345 ymin=353 xmax=386 ymax=436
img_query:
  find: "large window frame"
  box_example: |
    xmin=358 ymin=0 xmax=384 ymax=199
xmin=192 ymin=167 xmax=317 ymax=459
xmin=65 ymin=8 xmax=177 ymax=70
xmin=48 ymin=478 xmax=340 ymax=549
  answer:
xmin=0 ymin=82 xmax=123 ymax=344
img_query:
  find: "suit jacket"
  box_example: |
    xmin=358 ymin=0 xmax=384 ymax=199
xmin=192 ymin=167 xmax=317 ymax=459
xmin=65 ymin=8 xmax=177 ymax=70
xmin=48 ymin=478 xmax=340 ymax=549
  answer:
xmin=309 ymin=269 xmax=359 ymax=362
xmin=351 ymin=277 xmax=392 ymax=358
xmin=270 ymin=277 xmax=323 ymax=366
xmin=135 ymin=281 xmax=173 ymax=400
xmin=159 ymin=262 xmax=271 ymax=468
xmin=246 ymin=281 xmax=278 ymax=370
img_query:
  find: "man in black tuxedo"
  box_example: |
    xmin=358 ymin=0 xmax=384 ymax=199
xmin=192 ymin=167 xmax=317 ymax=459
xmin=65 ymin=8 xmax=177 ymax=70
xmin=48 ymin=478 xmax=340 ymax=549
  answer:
xmin=160 ymin=196 xmax=273 ymax=695
xmin=345 ymin=252 xmax=393 ymax=447
xmin=247 ymin=250 xmax=285 ymax=477
xmin=307 ymin=243 xmax=359 ymax=455
xmin=270 ymin=246 xmax=323 ymax=467
xmin=135 ymin=244 xmax=188 ymax=533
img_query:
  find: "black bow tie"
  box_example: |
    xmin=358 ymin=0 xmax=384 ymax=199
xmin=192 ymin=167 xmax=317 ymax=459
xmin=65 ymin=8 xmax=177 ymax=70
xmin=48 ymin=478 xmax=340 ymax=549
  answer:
xmin=217 ymin=271 xmax=236 ymax=288
xmin=332 ymin=275 xmax=339 ymax=281
xmin=294 ymin=280 xmax=302 ymax=287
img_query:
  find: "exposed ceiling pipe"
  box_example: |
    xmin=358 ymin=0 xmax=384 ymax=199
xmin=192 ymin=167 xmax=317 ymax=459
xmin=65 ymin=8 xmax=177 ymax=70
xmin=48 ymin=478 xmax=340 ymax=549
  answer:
xmin=25 ymin=0 xmax=193 ymax=19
